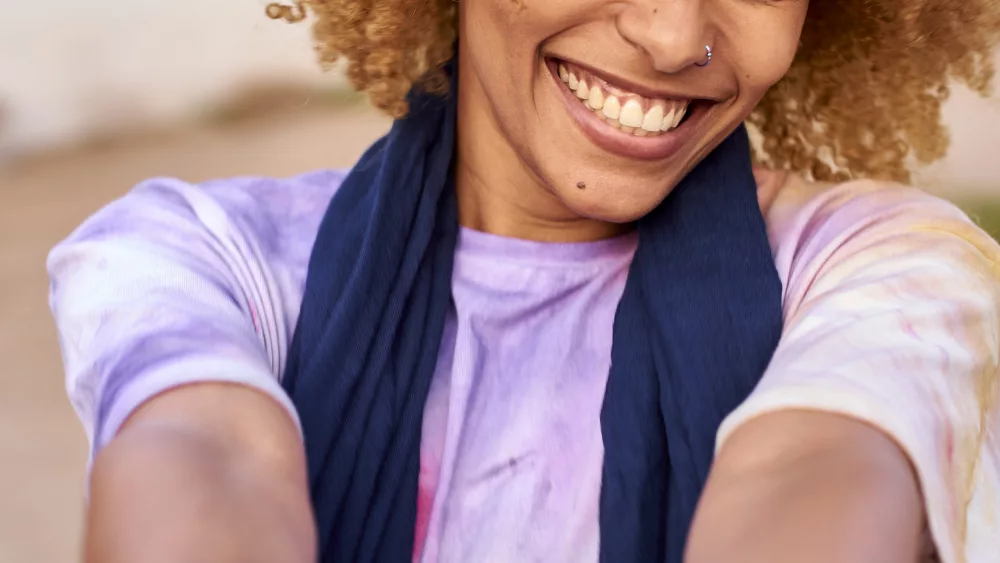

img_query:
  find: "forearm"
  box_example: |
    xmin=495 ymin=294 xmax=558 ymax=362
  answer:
xmin=686 ymin=410 xmax=925 ymax=563
xmin=84 ymin=385 xmax=315 ymax=563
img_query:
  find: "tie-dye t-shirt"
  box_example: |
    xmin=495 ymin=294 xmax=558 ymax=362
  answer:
xmin=48 ymin=170 xmax=1000 ymax=563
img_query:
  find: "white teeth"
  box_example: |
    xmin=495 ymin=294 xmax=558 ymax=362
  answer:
xmin=658 ymin=103 xmax=689 ymax=131
xmin=558 ymin=64 xmax=692 ymax=138
xmin=660 ymin=108 xmax=675 ymax=131
xmin=619 ymin=100 xmax=644 ymax=128
xmin=641 ymin=105 xmax=664 ymax=132
xmin=672 ymin=105 xmax=687 ymax=128
xmin=602 ymin=96 xmax=621 ymax=120
xmin=587 ymin=86 xmax=604 ymax=110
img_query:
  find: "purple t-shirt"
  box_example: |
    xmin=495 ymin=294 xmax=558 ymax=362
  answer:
xmin=48 ymin=170 xmax=1000 ymax=562
xmin=50 ymin=170 xmax=633 ymax=561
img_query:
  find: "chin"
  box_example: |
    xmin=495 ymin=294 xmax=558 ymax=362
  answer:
xmin=534 ymin=55 xmax=735 ymax=223
xmin=556 ymin=183 xmax=671 ymax=224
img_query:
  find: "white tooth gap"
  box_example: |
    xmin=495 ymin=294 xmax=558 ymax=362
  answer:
xmin=619 ymin=100 xmax=644 ymax=128
xmin=568 ymin=73 xmax=579 ymax=89
xmin=558 ymin=64 xmax=569 ymax=82
xmin=634 ymin=129 xmax=648 ymax=137
xmin=602 ymin=96 xmax=621 ymax=120
xmin=642 ymin=106 xmax=664 ymax=133
xmin=620 ymin=125 xmax=636 ymax=134
xmin=576 ymin=79 xmax=590 ymax=100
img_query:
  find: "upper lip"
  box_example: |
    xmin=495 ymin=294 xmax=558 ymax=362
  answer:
xmin=550 ymin=56 xmax=718 ymax=102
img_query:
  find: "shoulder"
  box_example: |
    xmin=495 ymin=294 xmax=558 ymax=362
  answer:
xmin=52 ymin=169 xmax=346 ymax=299
xmin=763 ymin=171 xmax=981 ymax=242
xmin=761 ymin=173 xmax=998 ymax=305
xmin=733 ymin=172 xmax=1000 ymax=563
xmin=48 ymin=169 xmax=347 ymax=455
xmin=196 ymin=169 xmax=347 ymax=247
xmin=69 ymin=169 xmax=346 ymax=255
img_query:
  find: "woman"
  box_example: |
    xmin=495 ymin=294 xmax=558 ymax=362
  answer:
xmin=48 ymin=0 xmax=1000 ymax=562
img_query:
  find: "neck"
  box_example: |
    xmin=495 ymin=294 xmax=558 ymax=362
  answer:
xmin=453 ymin=51 xmax=630 ymax=243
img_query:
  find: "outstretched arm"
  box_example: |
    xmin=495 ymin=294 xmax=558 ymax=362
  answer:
xmin=85 ymin=383 xmax=315 ymax=563
xmin=685 ymin=181 xmax=1000 ymax=563
xmin=45 ymin=178 xmax=334 ymax=563
xmin=686 ymin=410 xmax=924 ymax=563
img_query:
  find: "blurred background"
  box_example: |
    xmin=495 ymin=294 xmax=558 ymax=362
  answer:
xmin=0 ymin=1 xmax=998 ymax=562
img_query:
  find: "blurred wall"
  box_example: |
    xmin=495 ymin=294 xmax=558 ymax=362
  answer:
xmin=921 ymin=83 xmax=1000 ymax=198
xmin=0 ymin=0 xmax=342 ymax=157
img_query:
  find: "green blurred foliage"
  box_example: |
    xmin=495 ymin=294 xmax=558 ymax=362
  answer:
xmin=962 ymin=201 xmax=1000 ymax=241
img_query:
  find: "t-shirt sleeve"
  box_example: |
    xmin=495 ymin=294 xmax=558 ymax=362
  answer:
xmin=717 ymin=180 xmax=1000 ymax=563
xmin=47 ymin=177 xmax=311 ymax=459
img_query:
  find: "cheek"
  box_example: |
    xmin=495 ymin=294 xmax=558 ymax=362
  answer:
xmin=459 ymin=5 xmax=570 ymax=156
xmin=738 ymin=43 xmax=798 ymax=97
xmin=460 ymin=1 xmax=541 ymax=110
xmin=724 ymin=10 xmax=807 ymax=100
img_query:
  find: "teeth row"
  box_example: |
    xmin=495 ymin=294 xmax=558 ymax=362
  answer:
xmin=558 ymin=63 xmax=688 ymax=137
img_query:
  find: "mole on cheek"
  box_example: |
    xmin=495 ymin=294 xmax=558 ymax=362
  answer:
xmin=576 ymin=181 xmax=587 ymax=190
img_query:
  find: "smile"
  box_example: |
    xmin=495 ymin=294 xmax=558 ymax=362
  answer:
xmin=546 ymin=58 xmax=709 ymax=161
xmin=556 ymin=61 xmax=691 ymax=137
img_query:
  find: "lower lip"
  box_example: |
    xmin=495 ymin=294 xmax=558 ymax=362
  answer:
xmin=545 ymin=59 xmax=708 ymax=162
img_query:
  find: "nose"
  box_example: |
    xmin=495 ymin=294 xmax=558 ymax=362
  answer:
xmin=617 ymin=0 xmax=712 ymax=74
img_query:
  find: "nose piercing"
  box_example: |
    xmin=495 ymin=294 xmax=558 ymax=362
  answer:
xmin=695 ymin=45 xmax=712 ymax=67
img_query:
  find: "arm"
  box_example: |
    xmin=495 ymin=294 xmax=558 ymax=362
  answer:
xmin=687 ymin=181 xmax=1000 ymax=563
xmin=686 ymin=410 xmax=924 ymax=563
xmin=46 ymin=178 xmax=331 ymax=563
xmin=86 ymin=383 xmax=315 ymax=563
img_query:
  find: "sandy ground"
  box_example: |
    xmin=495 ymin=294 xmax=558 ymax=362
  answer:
xmin=0 ymin=105 xmax=390 ymax=563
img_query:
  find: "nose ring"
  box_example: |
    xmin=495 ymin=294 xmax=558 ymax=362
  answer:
xmin=695 ymin=45 xmax=712 ymax=67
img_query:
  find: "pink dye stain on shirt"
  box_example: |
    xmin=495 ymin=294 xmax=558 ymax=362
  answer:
xmin=413 ymin=467 xmax=435 ymax=562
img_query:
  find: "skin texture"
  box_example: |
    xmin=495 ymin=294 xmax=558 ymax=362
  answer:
xmin=454 ymin=0 xmax=808 ymax=239
xmin=285 ymin=0 xmax=1000 ymax=183
xmin=85 ymin=384 xmax=315 ymax=563
xmin=83 ymin=1 xmax=939 ymax=562
xmin=687 ymin=411 xmax=925 ymax=563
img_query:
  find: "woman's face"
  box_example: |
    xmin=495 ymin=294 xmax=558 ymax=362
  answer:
xmin=457 ymin=0 xmax=809 ymax=224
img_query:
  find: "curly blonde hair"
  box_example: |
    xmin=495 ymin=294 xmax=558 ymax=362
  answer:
xmin=267 ymin=0 xmax=1000 ymax=183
